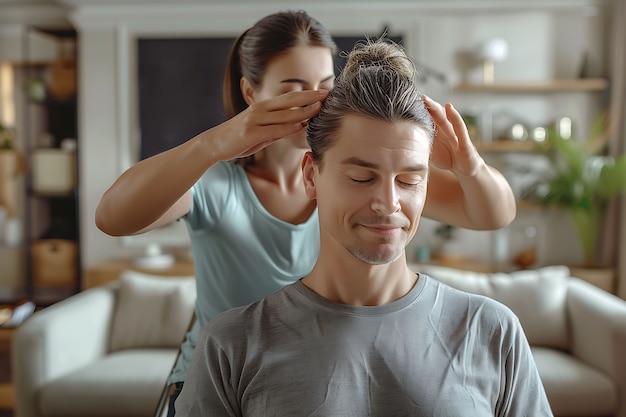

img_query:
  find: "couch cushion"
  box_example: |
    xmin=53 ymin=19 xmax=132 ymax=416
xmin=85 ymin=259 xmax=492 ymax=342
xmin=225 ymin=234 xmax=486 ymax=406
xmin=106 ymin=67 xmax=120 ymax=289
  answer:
xmin=415 ymin=264 xmax=570 ymax=349
xmin=532 ymin=347 xmax=617 ymax=416
xmin=39 ymin=349 xmax=178 ymax=417
xmin=110 ymin=270 xmax=196 ymax=351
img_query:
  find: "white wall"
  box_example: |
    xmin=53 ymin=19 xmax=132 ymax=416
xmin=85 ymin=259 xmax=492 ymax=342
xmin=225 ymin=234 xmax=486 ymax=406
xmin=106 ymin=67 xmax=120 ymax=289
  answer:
xmin=3 ymin=0 xmax=612 ymax=271
xmin=77 ymin=28 xmax=120 ymax=267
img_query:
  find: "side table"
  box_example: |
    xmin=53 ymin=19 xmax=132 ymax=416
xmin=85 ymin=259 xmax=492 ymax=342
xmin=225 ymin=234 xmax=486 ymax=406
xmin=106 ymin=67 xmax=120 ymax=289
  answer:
xmin=84 ymin=258 xmax=195 ymax=289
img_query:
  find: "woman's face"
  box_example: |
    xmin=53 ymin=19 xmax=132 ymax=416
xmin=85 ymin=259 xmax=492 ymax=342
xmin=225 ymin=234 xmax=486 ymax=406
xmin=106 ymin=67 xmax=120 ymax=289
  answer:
xmin=252 ymin=46 xmax=335 ymax=148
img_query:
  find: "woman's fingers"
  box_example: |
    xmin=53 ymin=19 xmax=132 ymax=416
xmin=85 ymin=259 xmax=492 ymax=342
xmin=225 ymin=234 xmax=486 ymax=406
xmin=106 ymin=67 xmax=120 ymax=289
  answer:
xmin=422 ymin=95 xmax=483 ymax=175
xmin=424 ymin=95 xmax=472 ymax=146
xmin=444 ymin=103 xmax=472 ymax=147
xmin=423 ymin=95 xmax=452 ymax=130
xmin=242 ymin=100 xmax=320 ymax=137
xmin=252 ymin=91 xmax=327 ymax=127
xmin=216 ymin=90 xmax=329 ymax=160
xmin=264 ymin=89 xmax=329 ymax=112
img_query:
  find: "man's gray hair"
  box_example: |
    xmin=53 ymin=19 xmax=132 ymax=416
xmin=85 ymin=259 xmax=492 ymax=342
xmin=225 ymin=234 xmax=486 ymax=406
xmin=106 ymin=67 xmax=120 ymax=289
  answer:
xmin=307 ymin=39 xmax=435 ymax=164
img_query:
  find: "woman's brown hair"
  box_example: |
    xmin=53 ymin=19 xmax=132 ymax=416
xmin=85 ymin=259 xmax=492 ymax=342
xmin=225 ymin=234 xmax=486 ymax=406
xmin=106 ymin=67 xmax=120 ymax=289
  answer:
xmin=223 ymin=10 xmax=337 ymax=119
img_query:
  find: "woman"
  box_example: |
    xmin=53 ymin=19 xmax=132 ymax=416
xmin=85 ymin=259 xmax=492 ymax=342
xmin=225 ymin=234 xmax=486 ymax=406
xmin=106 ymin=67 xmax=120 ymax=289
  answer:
xmin=95 ymin=10 xmax=516 ymax=416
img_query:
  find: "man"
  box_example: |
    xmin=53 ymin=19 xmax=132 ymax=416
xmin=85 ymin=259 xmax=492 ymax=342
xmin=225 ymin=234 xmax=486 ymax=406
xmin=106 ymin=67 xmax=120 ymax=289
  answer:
xmin=175 ymin=39 xmax=552 ymax=417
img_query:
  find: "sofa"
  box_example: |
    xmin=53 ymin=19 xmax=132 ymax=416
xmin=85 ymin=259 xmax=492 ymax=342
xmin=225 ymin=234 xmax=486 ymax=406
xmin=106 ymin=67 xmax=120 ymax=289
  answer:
xmin=411 ymin=263 xmax=626 ymax=417
xmin=12 ymin=265 xmax=626 ymax=417
xmin=12 ymin=270 xmax=196 ymax=417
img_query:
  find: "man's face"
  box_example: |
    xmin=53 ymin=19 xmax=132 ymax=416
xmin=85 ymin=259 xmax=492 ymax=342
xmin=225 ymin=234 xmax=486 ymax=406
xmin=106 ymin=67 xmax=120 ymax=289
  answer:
xmin=303 ymin=114 xmax=431 ymax=265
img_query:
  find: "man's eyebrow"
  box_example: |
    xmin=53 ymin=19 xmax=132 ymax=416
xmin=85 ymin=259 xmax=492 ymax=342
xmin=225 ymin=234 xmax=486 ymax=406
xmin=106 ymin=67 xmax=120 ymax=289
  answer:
xmin=340 ymin=157 xmax=427 ymax=172
xmin=280 ymin=74 xmax=335 ymax=85
xmin=341 ymin=157 xmax=378 ymax=169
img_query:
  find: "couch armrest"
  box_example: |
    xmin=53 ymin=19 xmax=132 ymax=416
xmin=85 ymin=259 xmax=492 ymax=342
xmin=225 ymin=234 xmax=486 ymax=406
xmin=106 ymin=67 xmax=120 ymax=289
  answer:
xmin=567 ymin=277 xmax=626 ymax=417
xmin=12 ymin=283 xmax=118 ymax=417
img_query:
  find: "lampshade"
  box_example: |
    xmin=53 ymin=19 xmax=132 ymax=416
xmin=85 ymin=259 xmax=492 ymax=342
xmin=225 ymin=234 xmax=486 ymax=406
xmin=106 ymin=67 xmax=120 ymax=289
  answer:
xmin=479 ymin=38 xmax=509 ymax=62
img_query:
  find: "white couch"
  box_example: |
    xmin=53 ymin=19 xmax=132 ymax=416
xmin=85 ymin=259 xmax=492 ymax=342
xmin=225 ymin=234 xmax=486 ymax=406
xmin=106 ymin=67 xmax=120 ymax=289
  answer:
xmin=12 ymin=270 xmax=196 ymax=417
xmin=412 ymin=264 xmax=626 ymax=417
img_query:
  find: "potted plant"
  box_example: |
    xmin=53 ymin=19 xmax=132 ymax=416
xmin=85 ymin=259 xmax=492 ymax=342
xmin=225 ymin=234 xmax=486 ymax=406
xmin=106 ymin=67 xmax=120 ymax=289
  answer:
xmin=523 ymin=113 xmax=626 ymax=267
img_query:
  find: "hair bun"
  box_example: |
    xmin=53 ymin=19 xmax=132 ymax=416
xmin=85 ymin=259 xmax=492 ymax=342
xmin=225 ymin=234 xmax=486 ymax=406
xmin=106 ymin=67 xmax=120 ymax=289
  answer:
xmin=341 ymin=39 xmax=415 ymax=82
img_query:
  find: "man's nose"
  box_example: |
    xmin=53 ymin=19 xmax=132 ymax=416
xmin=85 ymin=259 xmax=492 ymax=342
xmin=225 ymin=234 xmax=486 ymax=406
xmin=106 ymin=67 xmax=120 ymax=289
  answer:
xmin=370 ymin=181 xmax=401 ymax=215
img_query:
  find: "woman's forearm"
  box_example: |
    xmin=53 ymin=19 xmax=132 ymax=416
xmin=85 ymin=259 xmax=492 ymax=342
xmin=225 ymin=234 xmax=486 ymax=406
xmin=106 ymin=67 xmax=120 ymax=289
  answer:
xmin=95 ymin=133 xmax=217 ymax=236
xmin=96 ymin=90 xmax=327 ymax=236
xmin=423 ymin=161 xmax=516 ymax=230
xmin=456 ymin=160 xmax=517 ymax=229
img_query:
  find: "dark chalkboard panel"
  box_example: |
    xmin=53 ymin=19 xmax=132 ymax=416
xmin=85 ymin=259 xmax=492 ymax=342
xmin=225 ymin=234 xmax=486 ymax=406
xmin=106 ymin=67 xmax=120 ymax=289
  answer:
xmin=137 ymin=37 xmax=235 ymax=160
xmin=137 ymin=34 xmax=403 ymax=160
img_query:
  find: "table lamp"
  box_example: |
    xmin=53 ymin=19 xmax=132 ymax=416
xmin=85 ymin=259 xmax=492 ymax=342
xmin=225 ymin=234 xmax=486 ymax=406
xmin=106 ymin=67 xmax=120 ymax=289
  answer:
xmin=479 ymin=38 xmax=509 ymax=84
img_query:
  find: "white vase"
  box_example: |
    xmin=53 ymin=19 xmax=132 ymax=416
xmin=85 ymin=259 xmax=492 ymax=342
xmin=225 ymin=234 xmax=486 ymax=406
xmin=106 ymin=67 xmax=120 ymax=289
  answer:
xmin=4 ymin=217 xmax=22 ymax=247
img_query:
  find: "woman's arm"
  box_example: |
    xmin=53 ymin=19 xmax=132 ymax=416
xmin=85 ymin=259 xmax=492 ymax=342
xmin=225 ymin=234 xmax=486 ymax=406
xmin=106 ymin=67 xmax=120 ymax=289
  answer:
xmin=421 ymin=95 xmax=516 ymax=230
xmin=95 ymin=90 xmax=329 ymax=236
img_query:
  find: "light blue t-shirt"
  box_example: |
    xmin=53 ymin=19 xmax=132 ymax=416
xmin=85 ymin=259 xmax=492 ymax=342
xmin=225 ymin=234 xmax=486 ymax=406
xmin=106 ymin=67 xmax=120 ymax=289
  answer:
xmin=168 ymin=161 xmax=320 ymax=384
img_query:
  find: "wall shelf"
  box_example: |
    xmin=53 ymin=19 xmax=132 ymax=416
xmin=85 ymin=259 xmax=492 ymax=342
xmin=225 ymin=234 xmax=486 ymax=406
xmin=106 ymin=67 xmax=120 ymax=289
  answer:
xmin=455 ymin=78 xmax=608 ymax=93
xmin=475 ymin=140 xmax=536 ymax=152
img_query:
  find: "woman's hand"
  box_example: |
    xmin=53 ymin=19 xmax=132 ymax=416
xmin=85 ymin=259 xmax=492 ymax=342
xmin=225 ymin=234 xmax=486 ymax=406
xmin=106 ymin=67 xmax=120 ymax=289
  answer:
xmin=211 ymin=89 xmax=329 ymax=160
xmin=422 ymin=95 xmax=483 ymax=178
xmin=421 ymin=95 xmax=516 ymax=229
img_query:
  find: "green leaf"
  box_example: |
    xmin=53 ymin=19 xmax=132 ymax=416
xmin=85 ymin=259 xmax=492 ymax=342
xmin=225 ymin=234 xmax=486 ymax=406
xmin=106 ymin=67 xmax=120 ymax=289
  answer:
xmin=598 ymin=155 xmax=626 ymax=199
xmin=583 ymin=109 xmax=609 ymax=155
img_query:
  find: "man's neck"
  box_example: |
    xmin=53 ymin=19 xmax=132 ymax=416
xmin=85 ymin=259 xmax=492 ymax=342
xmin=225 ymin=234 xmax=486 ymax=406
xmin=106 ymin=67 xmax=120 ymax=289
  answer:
xmin=301 ymin=253 xmax=418 ymax=306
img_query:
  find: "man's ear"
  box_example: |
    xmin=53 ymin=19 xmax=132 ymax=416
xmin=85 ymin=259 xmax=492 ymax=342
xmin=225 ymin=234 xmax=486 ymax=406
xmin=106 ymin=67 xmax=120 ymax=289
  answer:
xmin=302 ymin=152 xmax=317 ymax=200
xmin=240 ymin=77 xmax=256 ymax=106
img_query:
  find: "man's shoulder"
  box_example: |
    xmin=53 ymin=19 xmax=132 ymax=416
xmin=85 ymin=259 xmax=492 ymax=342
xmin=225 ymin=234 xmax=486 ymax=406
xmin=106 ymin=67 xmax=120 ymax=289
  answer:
xmin=204 ymin=284 xmax=295 ymax=340
xmin=426 ymin=275 xmax=520 ymax=323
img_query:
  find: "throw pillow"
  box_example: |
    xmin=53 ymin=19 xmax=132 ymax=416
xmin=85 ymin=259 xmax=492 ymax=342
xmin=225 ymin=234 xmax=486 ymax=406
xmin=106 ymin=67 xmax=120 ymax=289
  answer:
xmin=110 ymin=270 xmax=196 ymax=351
xmin=416 ymin=264 xmax=570 ymax=350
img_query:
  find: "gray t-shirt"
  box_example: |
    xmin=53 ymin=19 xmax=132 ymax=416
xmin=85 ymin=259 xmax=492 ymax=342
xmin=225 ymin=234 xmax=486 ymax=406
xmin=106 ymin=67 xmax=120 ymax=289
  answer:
xmin=175 ymin=274 xmax=552 ymax=416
